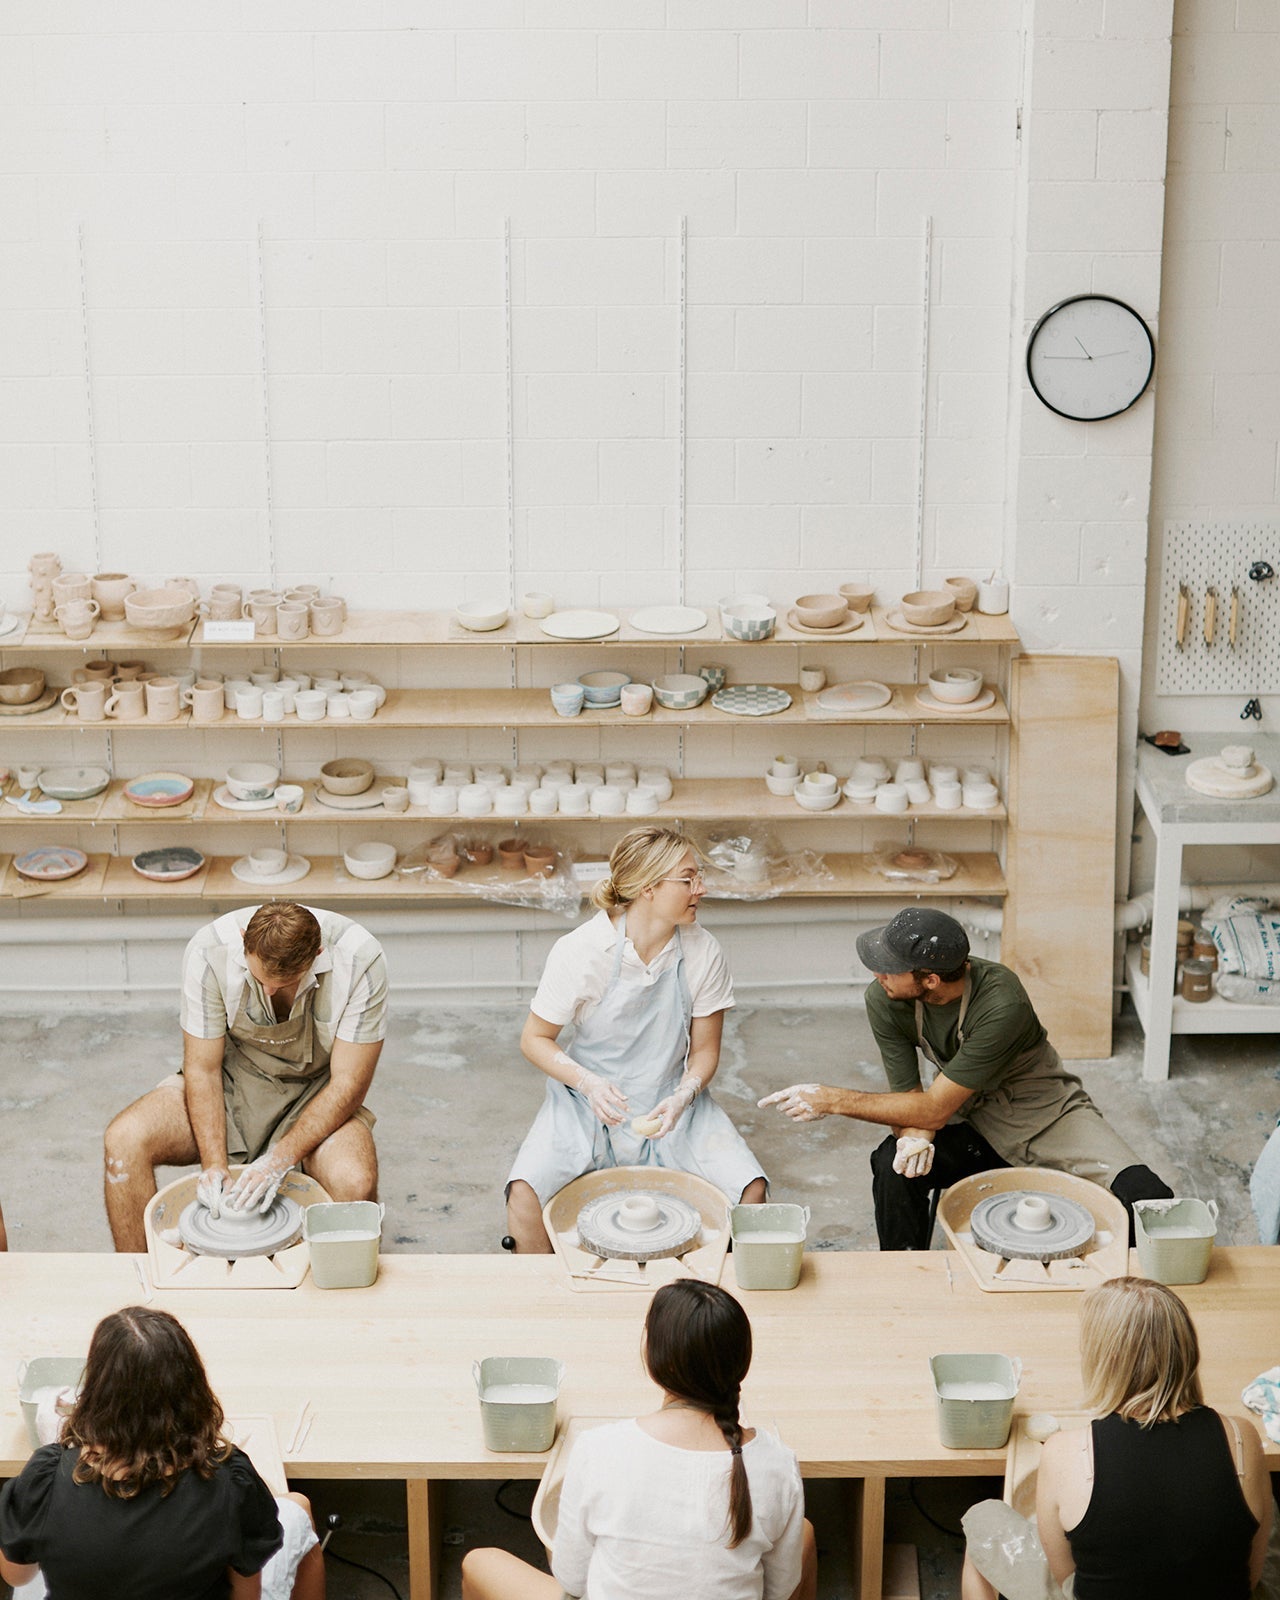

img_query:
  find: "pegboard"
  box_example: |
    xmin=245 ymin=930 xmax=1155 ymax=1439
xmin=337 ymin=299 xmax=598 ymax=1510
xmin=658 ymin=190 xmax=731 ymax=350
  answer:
xmin=1157 ymin=522 xmax=1280 ymax=696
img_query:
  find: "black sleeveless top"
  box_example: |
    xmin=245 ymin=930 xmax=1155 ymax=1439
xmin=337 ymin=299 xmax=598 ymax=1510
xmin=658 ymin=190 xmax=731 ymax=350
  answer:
xmin=1066 ymin=1407 xmax=1258 ymax=1600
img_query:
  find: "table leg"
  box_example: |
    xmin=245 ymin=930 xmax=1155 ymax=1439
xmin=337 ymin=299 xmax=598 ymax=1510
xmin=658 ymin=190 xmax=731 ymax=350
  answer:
xmin=846 ymin=1474 xmax=886 ymax=1600
xmin=1144 ymin=828 xmax=1183 ymax=1082
xmin=406 ymin=1479 xmax=443 ymax=1600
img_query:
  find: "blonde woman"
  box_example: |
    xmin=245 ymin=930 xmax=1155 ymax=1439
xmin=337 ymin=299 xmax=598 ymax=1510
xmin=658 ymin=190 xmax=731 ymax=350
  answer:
xmin=505 ymin=828 xmax=765 ymax=1252
xmin=961 ymin=1276 xmax=1271 ymax=1600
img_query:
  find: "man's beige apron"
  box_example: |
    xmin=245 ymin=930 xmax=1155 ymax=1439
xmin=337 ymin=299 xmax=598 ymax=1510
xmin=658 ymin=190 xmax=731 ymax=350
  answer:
xmin=916 ymin=975 xmax=1139 ymax=1186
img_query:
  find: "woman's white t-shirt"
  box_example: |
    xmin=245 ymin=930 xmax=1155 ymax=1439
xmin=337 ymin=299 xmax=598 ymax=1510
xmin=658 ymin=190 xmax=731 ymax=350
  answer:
xmin=551 ymin=1420 xmax=804 ymax=1600
xmin=531 ymin=910 xmax=735 ymax=1029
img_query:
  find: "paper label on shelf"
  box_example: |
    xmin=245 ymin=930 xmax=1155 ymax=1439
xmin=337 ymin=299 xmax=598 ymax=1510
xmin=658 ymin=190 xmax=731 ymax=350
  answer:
xmin=203 ymin=620 xmax=256 ymax=642
xmin=572 ymin=860 xmax=609 ymax=883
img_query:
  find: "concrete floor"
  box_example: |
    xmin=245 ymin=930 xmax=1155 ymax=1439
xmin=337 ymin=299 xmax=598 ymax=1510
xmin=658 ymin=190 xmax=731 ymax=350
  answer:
xmin=1 ymin=1002 xmax=1277 ymax=1598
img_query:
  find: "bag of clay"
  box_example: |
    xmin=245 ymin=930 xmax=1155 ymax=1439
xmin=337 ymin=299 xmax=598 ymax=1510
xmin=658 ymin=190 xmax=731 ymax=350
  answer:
xmin=687 ymin=825 xmax=832 ymax=901
xmin=1203 ymin=898 xmax=1280 ymax=980
xmin=868 ymin=842 xmax=957 ymax=883
xmin=961 ymin=1500 xmax=1067 ymax=1600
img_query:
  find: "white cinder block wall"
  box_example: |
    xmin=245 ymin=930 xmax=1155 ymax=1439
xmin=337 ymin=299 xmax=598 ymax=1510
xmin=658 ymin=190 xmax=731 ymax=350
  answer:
xmin=0 ymin=0 xmax=1234 ymax=1000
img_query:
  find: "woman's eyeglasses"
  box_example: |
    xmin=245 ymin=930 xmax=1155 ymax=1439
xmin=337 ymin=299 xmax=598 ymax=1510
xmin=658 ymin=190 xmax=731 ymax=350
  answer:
xmin=659 ymin=872 xmax=705 ymax=890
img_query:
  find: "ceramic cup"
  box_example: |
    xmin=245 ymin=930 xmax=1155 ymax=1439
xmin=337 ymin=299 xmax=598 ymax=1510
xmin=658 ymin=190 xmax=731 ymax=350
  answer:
xmin=207 ymin=588 xmax=243 ymax=622
xmin=242 ymin=593 xmax=280 ymax=636
xmin=382 ymin=785 xmax=410 ymax=813
xmin=184 ymin=679 xmax=226 ymax=723
xmin=284 ymin=585 xmax=320 ymax=604
xmin=310 ymin=597 xmax=344 ymax=636
xmin=944 ymin=576 xmax=978 ymax=612
xmin=115 ymin=660 xmax=148 ymax=682
xmin=559 ymin=785 xmax=590 ymax=816
xmin=799 ymin=667 xmax=826 ymax=692
xmin=626 ymin=785 xmax=660 ymax=816
xmin=261 ymin=689 xmax=285 ymax=722
xmin=698 ymin=664 xmax=727 ymax=693
xmin=73 ymin=660 xmax=116 ymax=686
xmin=906 ymin=779 xmax=932 ymax=805
xmin=56 ymin=598 xmax=100 ymax=640
xmin=407 ymin=776 xmax=435 ymax=806
xmin=638 ymin=766 xmax=673 ymax=802
xmin=895 ymin=758 xmax=926 ymax=785
xmin=620 ymin=683 xmax=654 ymax=716
xmin=236 ymin=686 xmax=264 ymax=721
xmin=348 ymin=690 xmax=378 ymax=722
xmin=426 ymin=785 xmax=458 ymax=816
xmin=145 ymin=676 xmax=181 ymax=722
xmin=282 ymin=671 xmax=311 ymax=692
xmin=172 ymin=669 xmax=197 ymax=692
xmin=551 ymin=683 xmax=585 ymax=718
xmin=522 ymin=591 xmax=554 ymax=619
xmin=16 ymin=763 xmax=41 ymax=789
xmin=222 ymin=677 xmax=252 ymax=710
xmin=275 ymin=783 xmax=305 ymax=814
xmin=929 ymin=763 xmax=959 ymax=787
xmin=802 ymin=771 xmax=838 ymax=796
xmin=765 ymin=772 xmax=799 ymax=796
xmin=277 ymin=682 xmax=297 ymax=714
xmin=963 ymin=781 xmax=1000 ymax=810
xmin=875 ymin=783 xmax=909 ymax=814
xmin=976 ymin=576 xmax=1010 ymax=615
xmin=104 ymin=681 xmax=146 ymax=721
xmin=277 ymin=601 xmax=310 ymax=641
xmin=91 ymin=573 xmax=135 ymax=621
xmin=52 ymin=572 xmax=93 ymax=606
xmin=247 ymin=848 xmax=289 ymax=878
xmin=60 ymin=681 xmax=107 ymax=722
xmin=771 ymin=756 xmax=801 ymax=779
xmin=529 ymin=787 xmax=559 ymax=816
xmin=590 ymin=785 xmax=626 ymax=816
xmin=934 ymin=782 xmax=963 ymax=810
xmin=249 ymin=669 xmax=280 ymax=688
xmin=326 ymin=693 xmax=349 ymax=720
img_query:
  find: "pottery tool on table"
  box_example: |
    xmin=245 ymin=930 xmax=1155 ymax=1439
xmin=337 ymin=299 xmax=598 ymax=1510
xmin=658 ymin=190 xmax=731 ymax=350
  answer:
xmin=286 ymin=1400 xmax=315 ymax=1456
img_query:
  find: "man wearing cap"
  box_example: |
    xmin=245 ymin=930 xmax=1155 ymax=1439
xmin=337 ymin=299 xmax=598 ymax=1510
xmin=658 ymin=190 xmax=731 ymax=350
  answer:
xmin=759 ymin=907 xmax=1172 ymax=1249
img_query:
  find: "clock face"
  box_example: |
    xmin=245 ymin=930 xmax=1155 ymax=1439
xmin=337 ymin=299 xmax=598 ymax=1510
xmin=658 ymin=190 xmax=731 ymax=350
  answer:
xmin=1025 ymin=294 xmax=1155 ymax=421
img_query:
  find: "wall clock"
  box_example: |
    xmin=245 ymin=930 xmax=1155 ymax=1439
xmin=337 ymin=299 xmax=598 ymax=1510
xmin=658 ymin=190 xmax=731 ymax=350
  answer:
xmin=1025 ymin=294 xmax=1155 ymax=420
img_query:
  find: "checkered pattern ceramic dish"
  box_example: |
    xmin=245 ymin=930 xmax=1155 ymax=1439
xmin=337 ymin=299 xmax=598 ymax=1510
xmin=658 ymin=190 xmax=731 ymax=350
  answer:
xmin=711 ymin=684 xmax=793 ymax=716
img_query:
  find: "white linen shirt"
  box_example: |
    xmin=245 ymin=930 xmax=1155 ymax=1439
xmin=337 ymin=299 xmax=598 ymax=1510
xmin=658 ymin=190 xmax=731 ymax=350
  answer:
xmin=180 ymin=905 xmax=388 ymax=1048
xmin=551 ymin=1420 xmax=805 ymax=1600
xmin=531 ymin=910 xmax=734 ymax=1029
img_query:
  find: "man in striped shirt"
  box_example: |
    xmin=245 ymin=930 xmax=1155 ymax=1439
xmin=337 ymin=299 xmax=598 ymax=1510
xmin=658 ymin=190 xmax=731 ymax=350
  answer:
xmin=105 ymin=901 xmax=387 ymax=1252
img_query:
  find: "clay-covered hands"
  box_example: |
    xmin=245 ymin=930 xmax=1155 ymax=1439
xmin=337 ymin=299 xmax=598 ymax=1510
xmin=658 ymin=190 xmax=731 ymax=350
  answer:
xmin=893 ymin=1133 xmax=935 ymax=1178
xmin=226 ymin=1144 xmax=291 ymax=1214
xmin=195 ymin=1166 xmax=229 ymax=1218
xmin=574 ymin=1065 xmax=629 ymax=1127
xmin=757 ymin=1083 xmax=834 ymax=1122
xmin=646 ymin=1072 xmax=703 ymax=1138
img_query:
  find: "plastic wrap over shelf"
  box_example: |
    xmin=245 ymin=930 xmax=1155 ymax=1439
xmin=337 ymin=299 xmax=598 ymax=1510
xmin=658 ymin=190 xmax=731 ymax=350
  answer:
xmin=396 ymin=831 xmax=584 ymax=917
xmin=688 ymin=826 xmax=832 ymax=902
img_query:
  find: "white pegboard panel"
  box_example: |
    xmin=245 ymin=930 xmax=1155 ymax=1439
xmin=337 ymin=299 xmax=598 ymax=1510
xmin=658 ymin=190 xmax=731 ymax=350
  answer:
xmin=1157 ymin=522 xmax=1280 ymax=696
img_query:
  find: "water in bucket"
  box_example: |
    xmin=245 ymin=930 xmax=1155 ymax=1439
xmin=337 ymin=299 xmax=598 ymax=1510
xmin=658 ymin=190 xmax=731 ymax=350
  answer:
xmin=474 ymin=1357 xmax=565 ymax=1452
xmin=930 ymin=1353 xmax=1021 ymax=1449
xmin=18 ymin=1357 xmax=85 ymax=1449
xmin=303 ymin=1201 xmax=384 ymax=1289
xmin=730 ymin=1203 xmax=810 ymax=1290
xmin=1134 ymin=1198 xmax=1218 ymax=1285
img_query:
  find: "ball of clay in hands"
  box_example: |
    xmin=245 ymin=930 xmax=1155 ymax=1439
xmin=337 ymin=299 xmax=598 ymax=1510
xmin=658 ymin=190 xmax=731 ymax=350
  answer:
xmin=631 ymin=1113 xmax=663 ymax=1138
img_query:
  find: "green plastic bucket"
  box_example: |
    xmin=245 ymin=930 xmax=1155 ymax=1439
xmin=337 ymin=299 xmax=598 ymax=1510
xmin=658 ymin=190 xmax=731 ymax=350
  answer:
xmin=1134 ymin=1198 xmax=1218 ymax=1286
xmin=18 ymin=1357 xmax=86 ymax=1449
xmin=930 ymin=1353 xmax=1021 ymax=1449
xmin=303 ymin=1201 xmax=384 ymax=1289
xmin=474 ymin=1357 xmax=564 ymax=1453
xmin=730 ymin=1203 xmax=810 ymax=1290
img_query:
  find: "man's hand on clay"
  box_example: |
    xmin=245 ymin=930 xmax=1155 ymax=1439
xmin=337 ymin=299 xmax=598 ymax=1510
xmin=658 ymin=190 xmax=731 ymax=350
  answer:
xmin=226 ymin=1145 xmax=292 ymax=1214
xmin=195 ymin=1166 xmax=229 ymax=1217
xmin=756 ymin=1083 xmax=833 ymax=1123
xmin=573 ymin=1066 xmax=629 ymax=1126
xmin=892 ymin=1133 xmax=935 ymax=1179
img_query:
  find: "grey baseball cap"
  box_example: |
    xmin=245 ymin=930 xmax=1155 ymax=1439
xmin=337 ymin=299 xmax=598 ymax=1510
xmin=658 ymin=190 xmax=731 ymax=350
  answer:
xmin=856 ymin=908 xmax=970 ymax=976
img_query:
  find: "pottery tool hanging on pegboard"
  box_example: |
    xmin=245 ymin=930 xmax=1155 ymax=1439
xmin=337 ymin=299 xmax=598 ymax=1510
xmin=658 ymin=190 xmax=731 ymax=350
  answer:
xmin=1157 ymin=523 xmax=1280 ymax=696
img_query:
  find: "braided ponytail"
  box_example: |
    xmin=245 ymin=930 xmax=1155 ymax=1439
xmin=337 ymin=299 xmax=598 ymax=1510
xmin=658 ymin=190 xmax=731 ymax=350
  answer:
xmin=643 ymin=1281 xmax=755 ymax=1549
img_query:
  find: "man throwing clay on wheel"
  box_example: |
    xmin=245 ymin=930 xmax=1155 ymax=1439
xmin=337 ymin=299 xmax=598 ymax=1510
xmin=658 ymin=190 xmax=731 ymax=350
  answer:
xmin=105 ymin=901 xmax=386 ymax=1252
xmin=759 ymin=908 xmax=1173 ymax=1250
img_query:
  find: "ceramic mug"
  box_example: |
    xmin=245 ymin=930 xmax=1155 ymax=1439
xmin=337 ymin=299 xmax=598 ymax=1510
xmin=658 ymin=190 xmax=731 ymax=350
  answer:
xmin=261 ymin=689 xmax=285 ymax=722
xmin=275 ymin=784 xmax=305 ymax=815
xmin=104 ymin=681 xmax=146 ymax=720
xmin=207 ymin=585 xmax=243 ymax=622
xmin=168 ymin=576 xmax=201 ymax=601
xmin=145 ymin=676 xmax=181 ymax=721
xmin=56 ymin=598 xmax=100 ymax=640
xmin=382 ymin=785 xmax=410 ymax=813
xmin=293 ymin=689 xmax=327 ymax=722
xmin=521 ymin=591 xmax=554 ymax=619
xmin=284 ymin=585 xmax=320 ymax=604
xmin=242 ymin=593 xmax=280 ymax=636
xmin=91 ymin=573 xmax=135 ymax=620
xmin=277 ymin=601 xmax=309 ymax=641
xmin=620 ymin=683 xmax=654 ymax=716
xmin=73 ymin=660 xmax=116 ymax=686
xmin=326 ymin=693 xmax=349 ymax=719
xmin=60 ymin=681 xmax=107 ymax=722
xmin=426 ymin=785 xmax=458 ymax=815
xmin=309 ymin=597 xmax=344 ymax=636
xmin=770 ymin=756 xmax=801 ymax=779
xmin=236 ymin=687 xmax=264 ymax=720
xmin=184 ymin=679 xmax=225 ymax=722
xmin=348 ymin=690 xmax=378 ymax=721
xmin=550 ymin=682 xmax=585 ymax=718
xmin=802 ymin=771 xmax=838 ymax=796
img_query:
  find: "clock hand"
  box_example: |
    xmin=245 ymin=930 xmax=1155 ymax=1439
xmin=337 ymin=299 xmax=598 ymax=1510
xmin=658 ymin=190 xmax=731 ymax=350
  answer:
xmin=1040 ymin=353 xmax=1092 ymax=359
xmin=1074 ymin=335 xmax=1093 ymax=359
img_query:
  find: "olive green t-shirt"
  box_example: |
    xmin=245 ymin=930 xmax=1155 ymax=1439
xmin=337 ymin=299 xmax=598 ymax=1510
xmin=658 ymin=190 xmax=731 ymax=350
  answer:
xmin=864 ymin=956 xmax=1047 ymax=1095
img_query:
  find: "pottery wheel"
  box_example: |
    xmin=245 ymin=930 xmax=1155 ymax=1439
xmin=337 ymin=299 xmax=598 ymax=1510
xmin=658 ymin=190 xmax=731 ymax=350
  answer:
xmin=1185 ymin=757 xmax=1274 ymax=799
xmin=970 ymin=1191 xmax=1096 ymax=1261
xmin=575 ymin=1190 xmax=702 ymax=1261
xmin=178 ymin=1196 xmax=303 ymax=1258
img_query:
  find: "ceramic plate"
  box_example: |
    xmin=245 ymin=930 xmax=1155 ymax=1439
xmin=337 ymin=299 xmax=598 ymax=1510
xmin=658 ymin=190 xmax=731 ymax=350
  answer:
xmin=13 ymin=844 xmax=89 ymax=882
xmin=815 ymin=682 xmax=893 ymax=714
xmin=711 ymin=684 xmax=793 ymax=717
xmin=0 ymin=686 xmax=59 ymax=717
xmin=312 ymin=786 xmax=385 ymax=812
xmin=915 ymin=686 xmax=997 ymax=715
xmin=37 ymin=765 xmax=112 ymax=800
xmin=785 ymin=609 xmax=864 ymax=636
xmin=539 ymin=610 xmax=620 ymax=641
xmin=212 ymin=784 xmax=279 ymax=813
xmin=0 ymin=614 xmax=22 ymax=638
xmin=132 ymin=846 xmax=206 ymax=883
xmin=882 ymin=610 xmax=968 ymax=636
xmin=122 ymin=771 xmax=194 ymax=808
xmin=231 ymin=853 xmax=312 ymax=887
xmin=629 ymin=606 xmax=708 ymax=636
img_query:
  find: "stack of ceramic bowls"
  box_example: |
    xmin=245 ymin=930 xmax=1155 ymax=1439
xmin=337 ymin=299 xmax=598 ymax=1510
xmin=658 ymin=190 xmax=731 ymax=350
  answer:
xmin=795 ymin=771 xmax=840 ymax=811
xmin=578 ymin=670 xmax=630 ymax=707
xmin=928 ymin=666 xmax=983 ymax=703
xmin=225 ymin=763 xmax=280 ymax=801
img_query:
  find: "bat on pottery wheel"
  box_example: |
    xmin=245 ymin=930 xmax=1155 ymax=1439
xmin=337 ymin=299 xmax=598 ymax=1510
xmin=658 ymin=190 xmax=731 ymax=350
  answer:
xmin=1176 ymin=582 xmax=1190 ymax=649
xmin=1204 ymin=586 xmax=1217 ymax=647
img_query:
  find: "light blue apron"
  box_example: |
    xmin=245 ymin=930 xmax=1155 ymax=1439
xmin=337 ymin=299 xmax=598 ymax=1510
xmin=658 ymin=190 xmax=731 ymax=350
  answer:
xmin=507 ymin=921 xmax=765 ymax=1205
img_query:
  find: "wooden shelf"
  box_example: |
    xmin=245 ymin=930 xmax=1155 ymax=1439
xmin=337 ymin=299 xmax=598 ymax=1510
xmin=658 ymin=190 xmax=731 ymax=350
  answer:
xmin=3 ymin=606 xmax=1021 ymax=653
xmin=0 ymin=775 xmax=1005 ymax=826
xmin=0 ymin=850 xmax=1006 ymax=902
xmin=1124 ymin=944 xmax=1280 ymax=1036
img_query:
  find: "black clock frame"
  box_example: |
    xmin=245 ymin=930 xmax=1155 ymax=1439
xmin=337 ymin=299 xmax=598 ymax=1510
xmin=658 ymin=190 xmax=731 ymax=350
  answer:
xmin=1025 ymin=293 xmax=1156 ymax=421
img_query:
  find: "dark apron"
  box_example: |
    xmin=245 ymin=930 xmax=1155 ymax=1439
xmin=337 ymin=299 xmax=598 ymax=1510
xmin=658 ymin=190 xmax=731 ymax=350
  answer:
xmin=915 ymin=977 xmax=1139 ymax=1186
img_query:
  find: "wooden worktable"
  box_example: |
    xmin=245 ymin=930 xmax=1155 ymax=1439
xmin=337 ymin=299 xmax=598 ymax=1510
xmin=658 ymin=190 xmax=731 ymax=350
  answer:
xmin=1 ymin=1249 xmax=1276 ymax=1599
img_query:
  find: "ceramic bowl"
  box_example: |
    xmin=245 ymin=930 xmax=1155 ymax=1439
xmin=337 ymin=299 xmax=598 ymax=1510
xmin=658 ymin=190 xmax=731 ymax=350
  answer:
xmin=224 ymin=762 xmax=280 ymax=801
xmin=458 ymin=783 xmax=493 ymax=816
xmin=590 ymin=785 xmax=626 ymax=816
xmin=838 ymin=583 xmax=875 ymax=613
xmin=0 ymin=667 xmax=45 ymax=705
xmin=719 ymin=592 xmax=772 ymax=614
xmin=927 ymin=666 xmax=984 ymax=704
xmin=793 ymin=593 xmax=849 ymax=629
xmin=652 ymin=673 xmax=708 ymax=710
xmin=900 ymin=589 xmax=956 ymax=627
xmin=343 ymin=842 xmax=397 ymax=881
xmin=722 ymin=604 xmax=777 ymax=641
xmin=550 ymin=683 xmax=585 ymax=717
xmin=319 ymin=757 xmax=375 ymax=796
xmin=765 ymin=772 xmax=798 ymax=796
xmin=454 ymin=600 xmax=509 ymax=631
xmin=794 ymin=788 xmax=841 ymax=812
xmin=124 ymin=586 xmax=197 ymax=633
xmin=944 ymin=576 xmax=979 ymax=612
xmin=577 ymin=669 xmax=631 ymax=704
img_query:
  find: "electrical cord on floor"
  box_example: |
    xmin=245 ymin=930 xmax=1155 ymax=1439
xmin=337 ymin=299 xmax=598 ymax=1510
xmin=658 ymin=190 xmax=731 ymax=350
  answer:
xmin=908 ymin=1478 xmax=966 ymax=1540
xmin=321 ymin=1512 xmax=406 ymax=1600
xmin=494 ymin=1478 xmax=534 ymax=1520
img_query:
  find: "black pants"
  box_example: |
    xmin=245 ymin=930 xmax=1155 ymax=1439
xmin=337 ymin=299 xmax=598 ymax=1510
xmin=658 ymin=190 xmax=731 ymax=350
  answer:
xmin=870 ymin=1126 xmax=1174 ymax=1250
